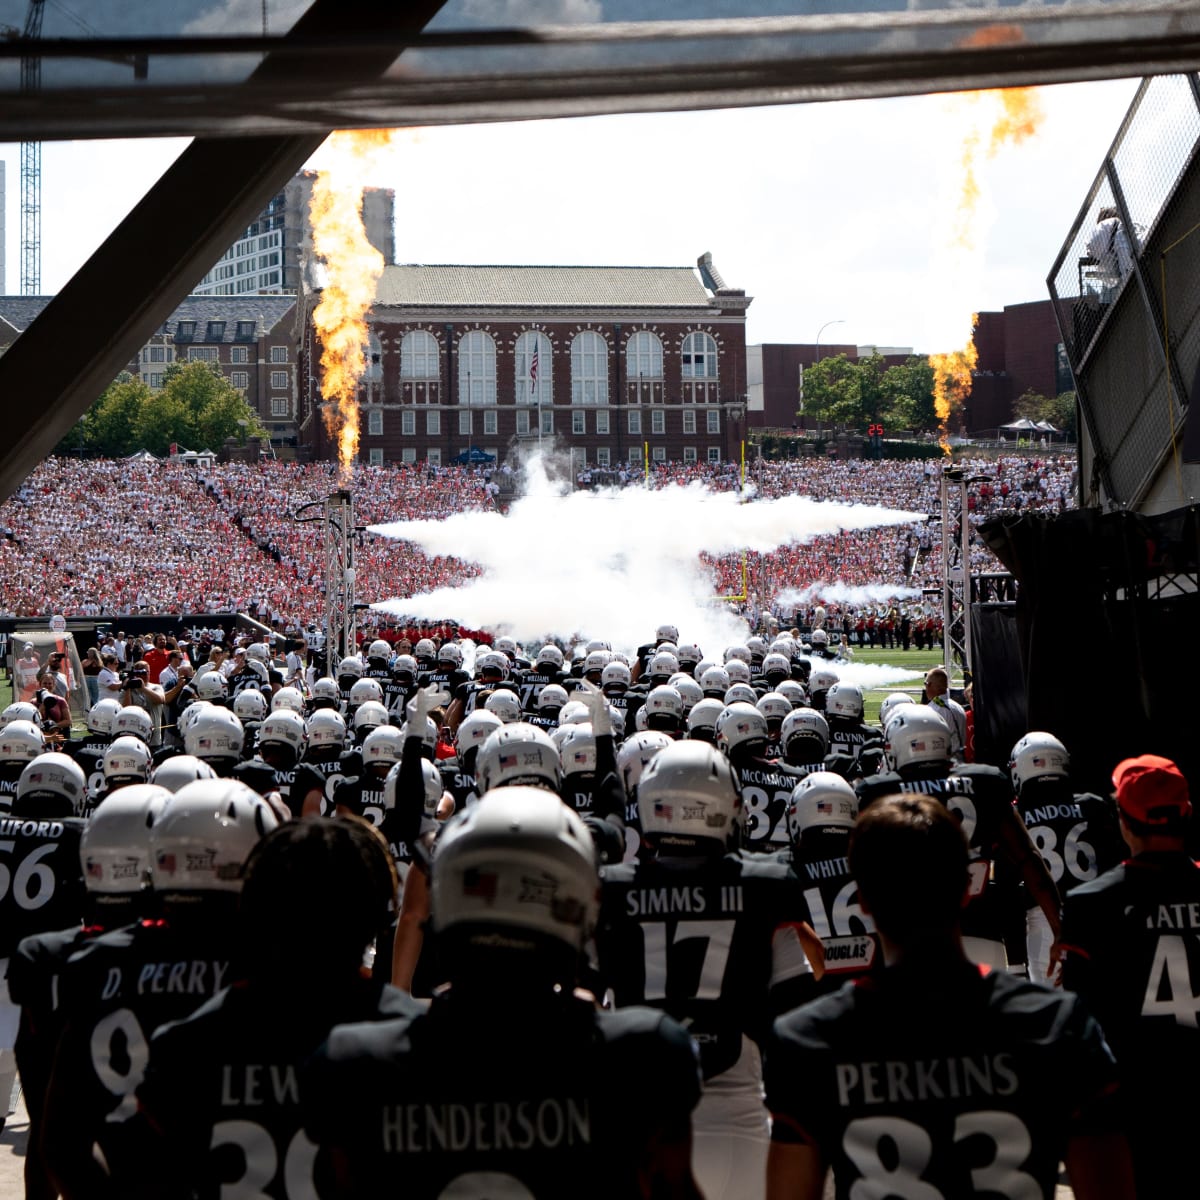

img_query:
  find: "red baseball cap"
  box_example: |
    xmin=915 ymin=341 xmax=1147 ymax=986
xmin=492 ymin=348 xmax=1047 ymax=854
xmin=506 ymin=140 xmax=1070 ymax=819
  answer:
xmin=1113 ymin=755 xmax=1191 ymax=826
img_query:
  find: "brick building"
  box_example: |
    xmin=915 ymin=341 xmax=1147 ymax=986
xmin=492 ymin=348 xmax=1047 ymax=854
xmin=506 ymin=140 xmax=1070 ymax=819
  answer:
xmin=298 ymin=259 xmax=752 ymax=469
xmin=0 ymin=295 xmax=300 ymax=446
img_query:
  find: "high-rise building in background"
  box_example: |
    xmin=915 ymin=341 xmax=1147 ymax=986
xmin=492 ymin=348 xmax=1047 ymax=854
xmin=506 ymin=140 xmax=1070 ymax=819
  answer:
xmin=194 ymin=171 xmax=395 ymax=296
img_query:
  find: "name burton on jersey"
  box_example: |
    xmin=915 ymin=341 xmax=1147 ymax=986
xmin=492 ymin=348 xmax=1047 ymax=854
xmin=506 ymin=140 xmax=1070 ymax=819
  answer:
xmin=625 ymin=885 xmax=744 ymax=917
xmin=835 ymin=1053 xmax=1019 ymax=1106
xmin=381 ymin=1098 xmax=591 ymax=1154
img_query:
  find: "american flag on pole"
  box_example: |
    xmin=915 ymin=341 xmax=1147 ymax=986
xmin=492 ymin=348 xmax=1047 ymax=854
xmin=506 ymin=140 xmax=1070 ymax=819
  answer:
xmin=529 ymin=340 xmax=539 ymax=397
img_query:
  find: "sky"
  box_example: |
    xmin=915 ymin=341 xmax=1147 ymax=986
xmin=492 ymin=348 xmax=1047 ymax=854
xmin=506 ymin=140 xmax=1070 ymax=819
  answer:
xmin=0 ymin=75 xmax=1140 ymax=354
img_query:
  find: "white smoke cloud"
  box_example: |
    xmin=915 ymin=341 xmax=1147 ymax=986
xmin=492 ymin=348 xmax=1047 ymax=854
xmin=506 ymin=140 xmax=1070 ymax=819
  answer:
xmin=823 ymin=662 xmax=926 ymax=690
xmin=775 ymin=583 xmax=921 ymax=609
xmin=370 ymin=455 xmax=924 ymax=658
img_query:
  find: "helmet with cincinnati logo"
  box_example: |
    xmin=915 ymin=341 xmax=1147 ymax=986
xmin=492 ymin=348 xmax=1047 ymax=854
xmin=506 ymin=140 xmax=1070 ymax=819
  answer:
xmin=413 ymin=639 xmax=436 ymax=665
xmin=723 ymin=683 xmax=758 ymax=707
xmin=762 ymin=652 xmax=791 ymax=684
xmin=884 ymin=707 xmax=952 ymax=772
xmin=699 ymin=666 xmax=730 ymax=698
xmin=338 ymin=656 xmax=364 ymax=680
xmin=655 ymin=623 xmax=680 ymax=645
xmin=438 ymin=642 xmax=463 ymax=667
xmin=724 ymin=644 xmax=752 ymax=666
xmin=80 ymin=783 xmax=170 ymax=895
xmin=644 ymin=685 xmax=683 ymax=728
xmin=150 ymin=779 xmax=278 ymax=896
xmin=637 ymin=740 xmax=741 ymax=853
xmin=715 ymin=702 xmax=769 ymax=759
xmin=600 ymin=661 xmax=631 ymax=695
xmin=675 ymin=642 xmax=702 ymax=670
xmin=535 ymin=644 xmax=564 ymax=672
xmin=1009 ymin=731 xmax=1070 ymax=792
xmin=648 ymin=651 xmax=680 ymax=682
xmin=195 ymin=671 xmax=228 ymax=702
xmin=475 ymin=723 xmax=562 ymax=794
xmin=368 ymin=639 xmax=393 ymax=662
xmin=583 ymin=650 xmax=610 ymax=678
xmin=786 ymin=771 xmax=858 ymax=842
xmin=431 ymin=787 xmax=599 ymax=953
xmin=16 ymin=752 xmax=87 ymax=816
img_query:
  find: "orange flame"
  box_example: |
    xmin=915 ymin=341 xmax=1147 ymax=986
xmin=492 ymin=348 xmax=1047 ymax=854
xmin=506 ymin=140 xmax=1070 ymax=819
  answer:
xmin=310 ymin=129 xmax=397 ymax=480
xmin=930 ymin=87 xmax=1043 ymax=449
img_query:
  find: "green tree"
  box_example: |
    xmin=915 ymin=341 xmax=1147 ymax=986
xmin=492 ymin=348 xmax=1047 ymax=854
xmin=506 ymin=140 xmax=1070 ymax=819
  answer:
xmin=133 ymin=388 xmax=193 ymax=456
xmin=84 ymin=374 xmax=153 ymax=457
xmin=1010 ymin=388 xmax=1077 ymax=440
xmin=881 ymin=356 xmax=938 ymax=431
xmin=160 ymin=360 xmax=266 ymax=449
xmin=801 ymin=353 xmax=886 ymax=429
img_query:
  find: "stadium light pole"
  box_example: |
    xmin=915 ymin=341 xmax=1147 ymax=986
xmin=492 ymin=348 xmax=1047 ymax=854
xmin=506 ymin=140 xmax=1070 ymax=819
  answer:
xmin=813 ymin=319 xmax=845 ymax=437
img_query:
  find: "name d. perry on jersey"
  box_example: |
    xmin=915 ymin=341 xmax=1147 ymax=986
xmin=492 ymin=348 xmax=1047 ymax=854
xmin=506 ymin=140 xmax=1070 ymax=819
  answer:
xmin=595 ymin=851 xmax=805 ymax=1080
xmin=301 ymin=997 xmax=700 ymax=1200
xmin=766 ymin=964 xmax=1122 ymax=1200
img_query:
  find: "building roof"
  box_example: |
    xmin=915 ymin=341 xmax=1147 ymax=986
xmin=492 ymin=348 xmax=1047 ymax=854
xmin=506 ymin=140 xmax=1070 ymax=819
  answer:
xmin=0 ymin=295 xmax=296 ymax=342
xmin=375 ymin=264 xmax=715 ymax=310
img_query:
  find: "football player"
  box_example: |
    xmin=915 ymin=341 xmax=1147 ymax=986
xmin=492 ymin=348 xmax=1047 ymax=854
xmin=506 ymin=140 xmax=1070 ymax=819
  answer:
xmin=717 ymin=703 xmax=802 ymax=851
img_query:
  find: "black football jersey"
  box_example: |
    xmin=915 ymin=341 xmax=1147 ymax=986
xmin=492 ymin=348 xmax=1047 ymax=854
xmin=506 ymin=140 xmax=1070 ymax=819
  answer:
xmin=302 ymin=994 xmax=701 ymax=1199
xmin=734 ymin=757 xmax=803 ymax=850
xmin=596 ymin=851 xmax=804 ymax=1079
xmin=777 ymin=829 xmax=880 ymax=1008
xmin=419 ymin=666 xmax=469 ymax=698
xmin=382 ymin=678 xmax=415 ymax=724
xmin=133 ymin=979 xmax=419 ymax=1200
xmin=332 ymin=772 xmax=389 ymax=828
xmin=291 ymin=755 xmax=348 ymax=817
xmin=63 ymin=735 xmax=111 ymax=804
xmin=827 ymin=717 xmax=873 ymax=764
xmin=858 ymin=764 xmax=1015 ymax=945
xmin=42 ymin=916 xmax=241 ymax=1197
xmin=0 ymin=762 xmax=25 ymax=813
xmin=766 ymin=961 xmax=1121 ymax=1200
xmin=0 ymin=814 xmax=87 ymax=958
xmin=1017 ymin=780 xmax=1124 ymax=895
xmin=232 ymin=757 xmax=297 ymax=810
xmin=515 ymin=669 xmax=565 ymax=712
xmin=439 ymin=760 xmax=477 ymax=813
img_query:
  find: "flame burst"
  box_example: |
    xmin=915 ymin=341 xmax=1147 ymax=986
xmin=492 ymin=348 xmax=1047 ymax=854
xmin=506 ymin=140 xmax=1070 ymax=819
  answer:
xmin=930 ymin=87 xmax=1043 ymax=450
xmin=310 ymin=129 xmax=398 ymax=480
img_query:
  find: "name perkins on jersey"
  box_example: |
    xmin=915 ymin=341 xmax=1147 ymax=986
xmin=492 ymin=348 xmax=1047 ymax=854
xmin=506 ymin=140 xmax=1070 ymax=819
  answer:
xmin=835 ymin=1052 xmax=1019 ymax=1106
xmin=380 ymin=1097 xmax=591 ymax=1154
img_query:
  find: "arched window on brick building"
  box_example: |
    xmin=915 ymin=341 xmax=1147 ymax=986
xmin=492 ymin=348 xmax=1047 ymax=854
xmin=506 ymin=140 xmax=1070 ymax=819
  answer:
xmin=458 ymin=330 xmax=497 ymax=406
xmin=627 ymin=330 xmax=664 ymax=406
xmin=515 ymin=330 xmax=552 ymax=408
xmin=400 ymin=329 xmax=439 ymax=404
xmin=681 ymin=330 xmax=719 ymax=404
xmin=571 ymin=330 xmax=608 ymax=405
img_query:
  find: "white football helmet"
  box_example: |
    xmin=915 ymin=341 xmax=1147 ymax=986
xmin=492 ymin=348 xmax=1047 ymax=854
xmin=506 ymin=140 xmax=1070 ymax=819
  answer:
xmin=0 ymin=720 xmax=46 ymax=763
xmin=80 ymin=784 xmax=170 ymax=893
xmin=245 ymin=642 xmax=270 ymax=663
xmin=383 ymin=758 xmax=444 ymax=822
xmin=362 ymin=725 xmax=405 ymax=770
xmin=670 ymin=675 xmax=703 ymax=715
xmin=0 ymin=701 xmax=40 ymax=730
xmin=777 ymin=680 xmax=808 ymax=709
xmin=353 ymin=701 xmax=390 ymax=734
xmin=583 ymin=650 xmax=611 ymax=677
xmin=781 ymin=708 xmax=830 ymax=756
xmin=644 ymin=685 xmax=683 ymax=724
xmin=557 ymin=723 xmax=597 ymax=777
xmin=368 ymin=639 xmax=393 ymax=661
xmin=724 ymin=683 xmax=758 ymax=707
xmin=676 ymin=642 xmax=702 ymax=669
xmin=310 ymin=677 xmax=341 ymax=708
xmin=884 ymin=707 xmax=952 ymax=772
xmin=715 ymin=702 xmax=769 ymax=758
xmin=494 ymin=636 xmax=519 ymax=658
xmin=757 ymin=692 xmax=792 ymax=727
xmin=535 ymin=644 xmax=564 ymax=671
xmin=233 ymin=689 xmax=269 ymax=723
xmin=655 ymin=623 xmax=680 ymax=645
xmin=401 ymin=715 xmax=439 ymax=757
xmin=430 ymin=787 xmax=598 ymax=951
xmin=762 ymin=652 xmax=791 ymax=682
xmin=114 ymin=706 xmax=154 ymax=744
xmin=878 ymin=693 xmax=915 ymax=730
xmin=153 ymin=756 xmax=219 ymax=793
xmin=1009 ymin=732 xmax=1070 ymax=791
xmin=809 ymin=668 xmax=839 ymax=695
xmin=16 ymin=753 xmax=87 ymax=815
xmin=150 ymin=779 xmax=278 ymax=895
xmin=725 ymin=660 xmax=752 ymax=686
xmin=537 ymin=684 xmax=569 ymax=712
xmin=638 ymin=741 xmax=742 ymax=850
xmin=484 ymin=690 xmax=523 ymax=724
xmin=557 ymin=700 xmax=590 ymax=727
xmin=258 ymin=710 xmax=307 ymax=754
xmin=826 ymin=683 xmax=865 ymax=721
xmin=475 ymin=723 xmax=562 ymax=794
xmin=87 ymin=698 xmax=123 ymax=736
xmin=601 ymin=662 xmax=631 ymax=694
xmin=617 ymin=730 xmax=673 ymax=794
xmin=699 ymin=666 xmax=731 ymax=698
xmin=476 ymin=651 xmax=509 ymax=680
xmin=455 ymin=709 xmax=503 ymax=758
xmin=195 ymin=671 xmax=228 ymax=702
xmin=648 ymin=651 xmax=680 ymax=680
xmin=349 ymin=678 xmax=384 ymax=708
xmin=184 ymin=707 xmax=245 ymax=762
xmin=103 ymin=735 xmax=153 ymax=784
xmin=438 ymin=642 xmax=463 ymax=667
xmin=724 ymin=644 xmax=752 ymax=666
xmin=266 ymin=687 xmax=302 ymax=715
xmin=338 ymin=656 xmax=364 ymax=679
xmin=786 ymin=771 xmax=858 ymax=842
xmin=413 ymin=639 xmax=436 ymax=663
xmin=305 ymin=709 xmax=347 ymax=750
xmin=811 ymin=629 xmax=830 ymax=648
xmin=685 ymin=697 xmax=724 ymax=742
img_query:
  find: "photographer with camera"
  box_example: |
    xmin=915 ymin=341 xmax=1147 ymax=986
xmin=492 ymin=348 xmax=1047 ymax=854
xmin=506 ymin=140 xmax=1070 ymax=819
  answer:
xmin=33 ymin=674 xmax=72 ymax=741
xmin=120 ymin=661 xmax=166 ymax=748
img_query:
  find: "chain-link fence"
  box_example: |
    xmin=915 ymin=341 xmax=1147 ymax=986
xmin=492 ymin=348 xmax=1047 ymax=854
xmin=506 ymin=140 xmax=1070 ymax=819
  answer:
xmin=1048 ymin=73 xmax=1200 ymax=507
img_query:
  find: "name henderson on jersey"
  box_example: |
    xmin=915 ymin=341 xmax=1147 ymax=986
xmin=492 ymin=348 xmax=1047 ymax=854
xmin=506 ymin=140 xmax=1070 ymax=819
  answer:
xmin=380 ymin=1097 xmax=592 ymax=1154
xmin=835 ymin=1052 xmax=1019 ymax=1106
xmin=624 ymin=884 xmax=745 ymax=917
